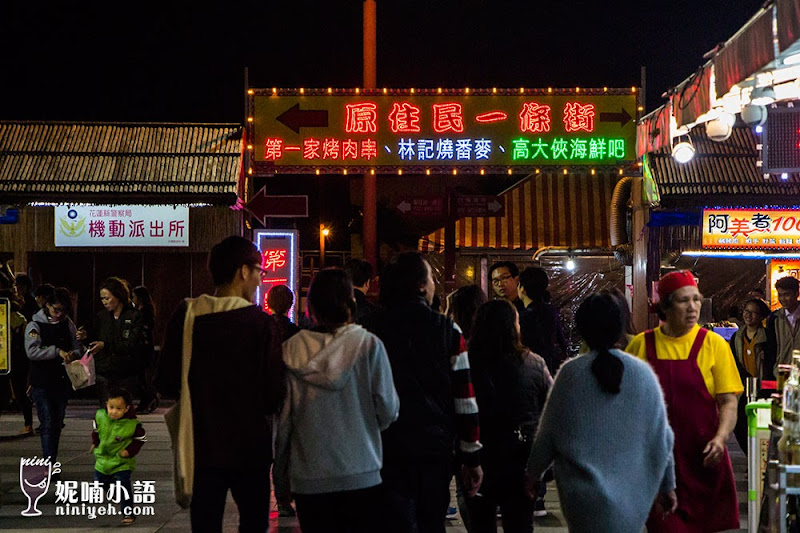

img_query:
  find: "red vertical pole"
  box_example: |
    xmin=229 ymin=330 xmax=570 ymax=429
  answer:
xmin=362 ymin=0 xmax=377 ymax=269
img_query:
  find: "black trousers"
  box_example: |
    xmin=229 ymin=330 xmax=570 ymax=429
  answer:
xmin=294 ymin=484 xmax=382 ymax=533
xmin=380 ymin=458 xmax=453 ymax=533
xmin=190 ymin=465 xmax=270 ymax=533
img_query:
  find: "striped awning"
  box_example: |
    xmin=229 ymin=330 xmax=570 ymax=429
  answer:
xmin=419 ymin=171 xmax=619 ymax=252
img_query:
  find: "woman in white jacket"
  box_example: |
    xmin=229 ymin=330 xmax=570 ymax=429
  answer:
xmin=274 ymin=268 xmax=400 ymax=533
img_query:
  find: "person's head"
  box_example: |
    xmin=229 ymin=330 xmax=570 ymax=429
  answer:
xmin=132 ymin=285 xmax=155 ymax=315
xmin=344 ymin=258 xmax=374 ymax=292
xmin=208 ymin=235 xmax=263 ymax=300
xmin=445 ymin=285 xmax=487 ymax=341
xmin=100 ymin=277 xmax=130 ymax=314
xmin=776 ymin=276 xmax=800 ymax=312
xmin=379 ymin=252 xmax=435 ymax=307
xmin=105 ymin=387 xmax=133 ymax=420
xmin=34 ymin=283 xmax=55 ymax=309
xmin=742 ymin=298 xmax=771 ymax=328
xmin=0 ymin=288 xmax=22 ymax=313
xmin=489 ymin=261 xmax=519 ymax=302
xmin=46 ymin=287 xmax=73 ymax=322
xmin=267 ymin=284 xmax=294 ymax=316
xmin=748 ymin=287 xmax=766 ymax=300
xmin=518 ymin=267 xmax=549 ymax=303
xmin=469 ymin=299 xmax=525 ymax=364
xmin=307 ymin=268 xmax=356 ymax=330
xmin=655 ymin=270 xmax=702 ymax=332
xmin=15 ymin=273 xmax=32 ymax=295
xmin=577 ymin=292 xmax=626 ymax=394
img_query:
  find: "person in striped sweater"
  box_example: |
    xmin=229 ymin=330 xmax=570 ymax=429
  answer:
xmin=362 ymin=252 xmax=483 ymax=533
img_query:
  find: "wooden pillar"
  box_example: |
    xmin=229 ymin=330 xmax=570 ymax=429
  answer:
xmin=631 ymin=177 xmax=651 ymax=333
xmin=362 ymin=0 xmax=377 ymax=268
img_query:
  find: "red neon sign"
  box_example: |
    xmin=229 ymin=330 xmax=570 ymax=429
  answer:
xmin=345 ymin=102 xmax=378 ymax=133
xmin=475 ymin=111 xmax=508 ymax=123
xmin=388 ymin=102 xmax=421 ymax=133
xmin=519 ymin=102 xmax=551 ymax=133
xmin=264 ymin=138 xmax=283 ymax=161
xmin=563 ymin=102 xmax=595 ymax=133
xmin=262 ymin=249 xmax=288 ymax=271
xmin=432 ymin=103 xmax=465 ymax=133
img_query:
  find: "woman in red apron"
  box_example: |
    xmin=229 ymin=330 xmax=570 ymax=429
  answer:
xmin=626 ymin=270 xmax=742 ymax=532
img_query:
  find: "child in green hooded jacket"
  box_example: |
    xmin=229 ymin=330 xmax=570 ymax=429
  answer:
xmin=91 ymin=387 xmax=146 ymax=525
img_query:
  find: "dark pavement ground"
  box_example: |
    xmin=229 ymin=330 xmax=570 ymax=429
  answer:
xmin=0 ymin=399 xmax=748 ymax=532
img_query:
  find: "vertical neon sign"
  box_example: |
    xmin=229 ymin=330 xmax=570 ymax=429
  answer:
xmin=254 ymin=229 xmax=299 ymax=323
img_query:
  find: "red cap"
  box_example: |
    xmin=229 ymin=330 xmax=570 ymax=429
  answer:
xmin=657 ymin=270 xmax=697 ymax=301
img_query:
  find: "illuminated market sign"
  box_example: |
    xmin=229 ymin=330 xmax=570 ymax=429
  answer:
xmin=254 ymin=229 xmax=299 ymax=321
xmin=54 ymin=205 xmax=189 ymax=247
xmin=702 ymin=208 xmax=800 ymax=250
xmin=248 ymin=88 xmax=637 ymax=173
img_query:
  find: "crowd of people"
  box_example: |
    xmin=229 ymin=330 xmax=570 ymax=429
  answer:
xmin=6 ymin=237 xmax=795 ymax=532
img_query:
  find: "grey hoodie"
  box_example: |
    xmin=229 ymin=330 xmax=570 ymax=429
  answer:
xmin=274 ymin=323 xmax=399 ymax=495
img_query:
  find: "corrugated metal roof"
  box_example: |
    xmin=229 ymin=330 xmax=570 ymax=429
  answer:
xmin=0 ymin=122 xmax=242 ymax=203
xmin=647 ymin=127 xmax=800 ymax=202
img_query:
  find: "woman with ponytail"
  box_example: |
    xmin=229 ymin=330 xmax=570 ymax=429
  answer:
xmin=526 ymin=292 xmax=677 ymax=533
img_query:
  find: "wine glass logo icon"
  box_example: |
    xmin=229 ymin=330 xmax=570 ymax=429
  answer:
xmin=19 ymin=456 xmax=61 ymax=517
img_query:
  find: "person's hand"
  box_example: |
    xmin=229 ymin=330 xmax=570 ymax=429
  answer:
xmin=89 ymin=445 xmax=96 ymax=453
xmin=523 ymin=472 xmax=538 ymax=500
xmin=651 ymin=490 xmax=678 ymax=518
xmin=703 ymin=436 xmax=726 ymax=467
xmin=58 ymin=349 xmax=72 ymax=362
xmin=120 ymin=450 xmax=130 ymax=458
xmin=461 ymin=464 xmax=483 ymax=498
xmin=88 ymin=341 xmax=105 ymax=356
xmin=76 ymin=326 xmax=87 ymax=341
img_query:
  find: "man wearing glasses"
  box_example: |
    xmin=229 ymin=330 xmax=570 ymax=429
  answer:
xmin=489 ymin=261 xmax=526 ymax=314
xmin=158 ymin=236 xmax=286 ymax=532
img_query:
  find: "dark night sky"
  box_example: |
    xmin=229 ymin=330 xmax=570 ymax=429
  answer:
xmin=0 ymin=1 xmax=765 ymax=123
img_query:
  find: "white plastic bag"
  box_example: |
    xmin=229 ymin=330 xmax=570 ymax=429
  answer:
xmin=64 ymin=352 xmax=96 ymax=390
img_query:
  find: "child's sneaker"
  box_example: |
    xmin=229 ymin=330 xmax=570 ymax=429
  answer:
xmin=533 ymin=497 xmax=547 ymax=517
xmin=446 ymin=506 xmax=459 ymax=519
xmin=121 ymin=515 xmax=136 ymax=526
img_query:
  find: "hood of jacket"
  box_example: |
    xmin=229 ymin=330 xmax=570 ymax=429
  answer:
xmin=283 ymin=323 xmax=374 ymax=390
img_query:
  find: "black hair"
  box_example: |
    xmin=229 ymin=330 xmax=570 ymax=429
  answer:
xmin=267 ymin=284 xmax=294 ymax=316
xmin=15 ymin=273 xmax=32 ymax=291
xmin=343 ymin=258 xmax=374 ymax=287
xmin=445 ymin=285 xmax=487 ymax=341
xmin=489 ymin=260 xmax=519 ymax=278
xmin=469 ymin=299 xmax=526 ymax=365
xmin=776 ymin=276 xmax=800 ymax=293
xmin=379 ymin=252 xmax=430 ymax=306
xmin=518 ymin=267 xmax=549 ymax=301
xmin=106 ymin=386 xmax=133 ymax=407
xmin=744 ymin=298 xmax=771 ymax=320
xmin=100 ymin=277 xmax=131 ymax=306
xmin=576 ymin=292 xmax=625 ymax=394
xmin=208 ymin=235 xmax=262 ymax=286
xmin=307 ymin=268 xmax=356 ymax=329
xmin=47 ymin=287 xmax=74 ymax=317
xmin=34 ymin=283 xmax=55 ymax=299
xmin=133 ymin=285 xmax=156 ymax=317
xmin=0 ymin=288 xmax=22 ymax=313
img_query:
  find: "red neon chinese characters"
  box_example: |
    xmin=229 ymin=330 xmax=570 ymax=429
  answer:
xmin=262 ymin=249 xmax=288 ymax=271
xmin=361 ymin=139 xmax=378 ymax=160
xmin=343 ymin=139 xmax=359 ymax=159
xmin=475 ymin=111 xmax=508 ymax=123
xmin=388 ymin=102 xmax=421 ymax=133
xmin=322 ymin=138 xmax=340 ymax=159
xmin=432 ymin=103 xmax=465 ymax=133
xmin=563 ymin=102 xmax=595 ymax=133
xmin=519 ymin=103 xmax=551 ymax=133
xmin=264 ymin=138 xmax=283 ymax=160
xmin=728 ymin=218 xmax=760 ymax=239
xmin=345 ymin=103 xmax=378 ymax=133
xmin=303 ymin=138 xmax=321 ymax=160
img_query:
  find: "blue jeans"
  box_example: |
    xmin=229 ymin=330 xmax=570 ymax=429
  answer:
xmin=94 ymin=469 xmax=133 ymax=516
xmin=31 ymin=386 xmax=69 ymax=463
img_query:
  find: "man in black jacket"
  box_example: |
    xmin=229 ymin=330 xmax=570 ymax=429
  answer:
xmin=362 ymin=252 xmax=483 ymax=533
xmin=344 ymin=258 xmax=378 ymax=322
xmin=157 ymin=236 xmax=285 ymax=533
